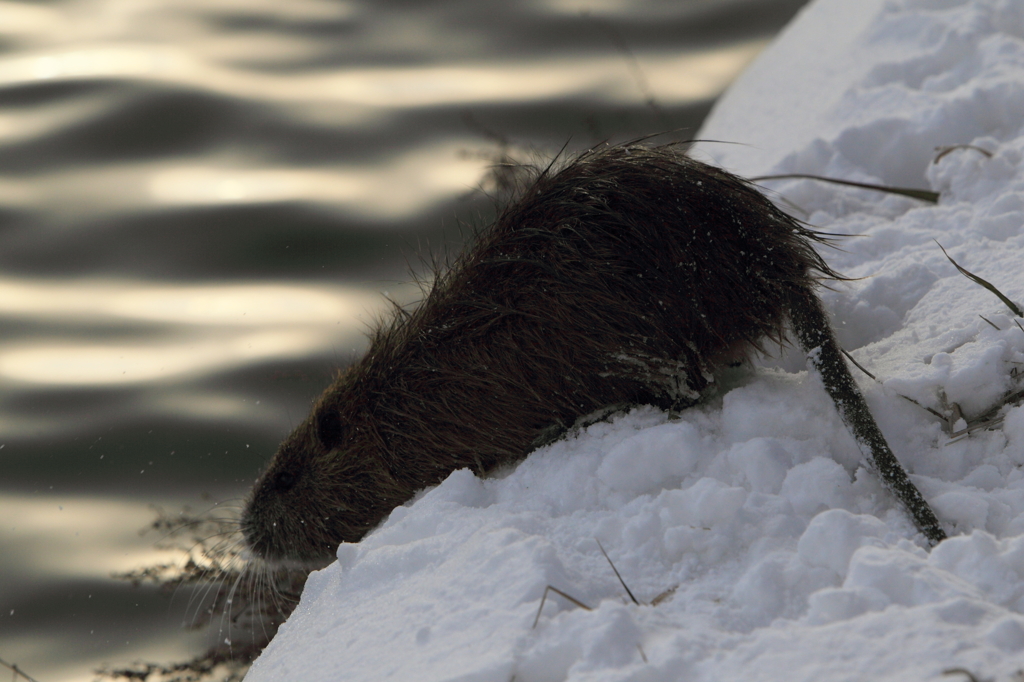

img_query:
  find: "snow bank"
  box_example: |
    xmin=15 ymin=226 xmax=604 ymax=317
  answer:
xmin=245 ymin=0 xmax=1024 ymax=679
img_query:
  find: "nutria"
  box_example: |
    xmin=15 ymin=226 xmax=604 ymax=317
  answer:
xmin=241 ymin=143 xmax=946 ymax=563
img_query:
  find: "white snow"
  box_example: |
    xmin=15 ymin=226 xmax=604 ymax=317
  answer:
xmin=244 ymin=0 xmax=1024 ymax=679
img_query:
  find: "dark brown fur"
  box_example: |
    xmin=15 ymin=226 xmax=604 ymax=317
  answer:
xmin=241 ymin=143 xmax=945 ymax=563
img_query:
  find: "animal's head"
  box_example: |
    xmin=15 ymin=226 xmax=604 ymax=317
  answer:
xmin=240 ymin=369 xmax=406 ymax=564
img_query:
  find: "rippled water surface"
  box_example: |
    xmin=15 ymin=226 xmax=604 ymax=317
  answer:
xmin=0 ymin=0 xmax=809 ymax=679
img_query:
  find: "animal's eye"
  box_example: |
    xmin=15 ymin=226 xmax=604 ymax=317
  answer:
xmin=273 ymin=469 xmax=298 ymax=492
xmin=315 ymin=409 xmax=342 ymax=451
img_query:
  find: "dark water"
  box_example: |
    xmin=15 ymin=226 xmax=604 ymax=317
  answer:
xmin=0 ymin=0 xmax=809 ymax=679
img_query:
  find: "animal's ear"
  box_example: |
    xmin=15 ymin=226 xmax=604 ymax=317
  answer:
xmin=315 ymin=408 xmax=343 ymax=451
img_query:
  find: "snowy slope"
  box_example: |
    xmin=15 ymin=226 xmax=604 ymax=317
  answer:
xmin=245 ymin=0 xmax=1024 ymax=679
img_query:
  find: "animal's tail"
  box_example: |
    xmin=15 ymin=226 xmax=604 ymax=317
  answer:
xmin=787 ymin=286 xmax=947 ymax=546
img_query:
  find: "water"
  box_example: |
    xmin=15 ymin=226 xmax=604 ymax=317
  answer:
xmin=0 ymin=0 xmax=809 ymax=679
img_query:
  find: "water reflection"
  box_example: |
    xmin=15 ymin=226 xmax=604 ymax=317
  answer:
xmin=0 ymin=41 xmax=764 ymax=105
xmin=0 ymin=278 xmax=400 ymax=386
xmin=1 ymin=330 xmax=332 ymax=385
xmin=0 ymin=494 xmax=192 ymax=579
xmin=0 ymin=0 xmax=809 ymax=678
xmin=145 ymin=142 xmax=490 ymax=218
xmin=0 ymin=278 xmax=388 ymax=326
xmin=0 ymin=493 xmax=225 ymax=682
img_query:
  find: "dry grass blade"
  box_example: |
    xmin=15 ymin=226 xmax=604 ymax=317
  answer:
xmin=943 ymin=669 xmax=983 ymax=682
xmin=934 ymin=144 xmax=993 ymax=164
xmin=936 ymin=240 xmax=1024 ymax=316
xmin=532 ymin=586 xmax=592 ymax=628
xmin=980 ymin=315 xmax=1000 ymax=330
xmin=596 ymin=539 xmax=639 ymax=605
xmin=752 ymin=174 xmax=939 ymax=203
xmin=0 ymin=656 xmax=41 ymax=682
xmin=650 ymin=585 xmax=678 ymax=606
xmin=840 ymin=348 xmax=877 ymax=381
xmin=584 ymin=16 xmax=670 ymax=132
xmin=945 ymin=388 xmax=1024 ymax=444
xmin=97 ymin=507 xmax=310 ymax=682
xmin=840 ymin=348 xmax=946 ymax=421
xmin=96 ymin=650 xmax=252 ymax=682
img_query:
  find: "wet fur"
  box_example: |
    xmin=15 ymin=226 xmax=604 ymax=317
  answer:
xmin=241 ymin=143 xmax=945 ymax=563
